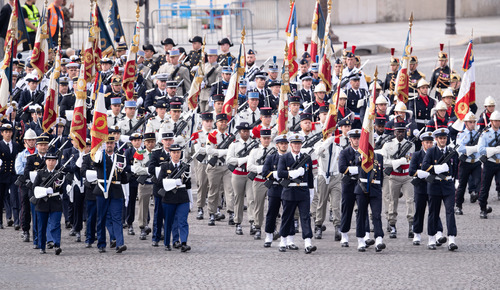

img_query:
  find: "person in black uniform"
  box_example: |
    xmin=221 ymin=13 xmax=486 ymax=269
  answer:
xmin=186 ymin=36 xmax=204 ymax=78
xmin=217 ymin=38 xmax=235 ymax=67
xmin=0 ymin=124 xmax=21 ymax=229
xmin=429 ymin=44 xmax=454 ymax=100
xmin=32 ymin=152 xmax=65 ymax=255
xmin=92 ymin=135 xmax=128 ymax=254
xmin=62 ymin=138 xmax=83 ymax=242
xmin=355 ymin=152 xmax=386 ymax=252
xmin=408 ymin=56 xmax=425 ymax=98
xmin=79 ymin=139 xmax=97 ymax=248
xmin=421 ymin=128 xmax=459 ymax=251
xmin=277 ymin=134 xmax=317 ymax=254
xmin=425 ymin=101 xmax=449 ymax=132
xmin=383 ymin=49 xmax=398 ymax=100
xmin=153 ymin=38 xmax=177 ymax=74
xmin=262 ymin=134 xmax=288 ymax=248
xmin=408 ymin=79 xmax=436 ymax=130
xmin=345 ymin=74 xmax=368 ymax=129
xmin=158 ymin=143 xmax=192 ymax=252
xmin=123 ymin=133 xmax=143 ymax=235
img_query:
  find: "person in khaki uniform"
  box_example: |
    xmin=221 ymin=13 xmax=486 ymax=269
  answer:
xmin=199 ymin=48 xmax=222 ymax=113
xmin=145 ymin=100 xmax=169 ymax=136
xmin=313 ymin=130 xmax=342 ymax=240
xmin=191 ymin=112 xmax=214 ymax=220
xmin=157 ymin=49 xmax=191 ymax=97
xmin=226 ymin=122 xmax=255 ymax=235
xmin=131 ymin=132 xmax=157 ymax=240
xmin=380 ymin=121 xmax=415 ymax=239
xmin=205 ymin=113 xmax=234 ymax=226
xmin=247 ymin=129 xmax=274 ymax=240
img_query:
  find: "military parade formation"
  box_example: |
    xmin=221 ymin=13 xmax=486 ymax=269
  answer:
xmin=0 ymin=0 xmax=499 ymax=257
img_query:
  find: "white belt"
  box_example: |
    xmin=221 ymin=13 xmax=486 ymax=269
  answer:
xmin=488 ymin=158 xmax=500 ymax=164
xmin=48 ymin=193 xmax=61 ymax=198
xmin=435 ymin=176 xmax=453 ymax=181
xmin=288 ymin=182 xmax=308 ymax=187
xmin=416 ymin=119 xmax=429 ymax=124
xmin=393 ymin=168 xmax=409 ymax=173
xmin=359 ymin=178 xmax=381 ymax=184
xmin=174 ymin=185 xmax=186 ymax=189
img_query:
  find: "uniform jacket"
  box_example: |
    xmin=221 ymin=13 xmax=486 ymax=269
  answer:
xmin=277 ymin=151 xmax=314 ymax=201
xmin=33 ymin=169 xmax=64 ymax=213
xmin=0 ymin=139 xmax=20 ymax=183
xmin=158 ymin=160 xmax=191 ymax=204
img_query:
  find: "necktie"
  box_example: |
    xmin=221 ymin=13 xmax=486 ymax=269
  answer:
xmin=356 ymin=91 xmax=360 ymax=99
xmin=292 ymin=117 xmax=296 ymax=128
xmin=174 ymin=122 xmax=178 ymax=134
xmin=114 ymin=116 xmax=118 ymax=125
xmin=470 ymin=131 xmax=473 ymax=143
xmin=441 ymin=148 xmax=445 ymax=155
xmin=129 ymin=119 xmax=133 ymax=132
xmin=296 ymin=154 xmax=300 ymax=163
xmin=263 ymin=147 xmax=267 ymax=156
xmin=252 ymin=112 xmax=256 ymax=124
xmin=32 ymin=92 xmax=36 ymax=100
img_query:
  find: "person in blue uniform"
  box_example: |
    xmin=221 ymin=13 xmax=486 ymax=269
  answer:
xmin=0 ymin=124 xmax=21 ymax=229
xmin=409 ymin=131 xmax=445 ymax=246
xmin=477 ymin=111 xmax=500 ymax=219
xmin=421 ymin=128 xmax=459 ymax=251
xmin=277 ymin=134 xmax=317 ymax=254
xmin=32 ymin=152 xmax=64 ymax=255
xmin=80 ymin=139 xmax=97 ymax=248
xmin=262 ymin=134 xmax=288 ymax=248
xmin=158 ymin=144 xmax=192 ymax=252
xmin=123 ymin=133 xmax=143 ymax=235
xmin=92 ymin=135 xmax=128 ymax=254
xmin=355 ymin=152 xmax=386 ymax=252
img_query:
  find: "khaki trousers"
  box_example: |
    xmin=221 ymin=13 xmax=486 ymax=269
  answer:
xmin=196 ymin=163 xmax=209 ymax=208
xmin=206 ymin=165 xmax=233 ymax=215
xmin=315 ymin=174 xmax=342 ymax=226
xmin=388 ymin=174 xmax=414 ymax=226
xmin=137 ymin=184 xmax=153 ymax=228
xmin=252 ymin=181 xmax=268 ymax=228
xmin=232 ymin=174 xmax=253 ymax=224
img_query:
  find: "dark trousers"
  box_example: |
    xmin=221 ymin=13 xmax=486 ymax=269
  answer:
xmin=265 ymin=195 xmax=283 ymax=234
xmin=36 ymin=211 xmax=62 ymax=250
xmin=456 ymin=161 xmax=481 ymax=207
xmin=62 ymin=193 xmax=73 ymax=226
xmin=72 ymin=187 xmax=86 ymax=232
xmin=340 ymin=189 xmax=356 ymax=233
xmin=413 ymin=192 xmax=443 ymax=234
xmin=96 ymin=196 xmax=124 ymax=249
xmin=162 ymin=202 xmax=189 ymax=246
xmin=152 ymin=196 xmax=164 ymax=242
xmin=31 ymin=203 xmax=38 ymax=246
xmin=9 ymin=184 xmax=20 ymax=225
xmin=23 ymin=32 xmax=36 ymax=51
xmin=20 ymin=186 xmax=31 ymax=232
xmin=126 ymin=185 xmax=138 ymax=226
xmin=478 ymin=162 xmax=500 ymax=210
xmin=106 ymin=210 xmax=116 ymax=241
xmin=427 ymin=182 xmax=457 ymax=236
xmin=280 ymin=198 xmax=312 ymax=239
xmin=0 ymin=182 xmax=10 ymax=225
xmin=85 ymin=199 xmax=97 ymax=244
xmin=356 ymin=194 xmax=383 ymax=238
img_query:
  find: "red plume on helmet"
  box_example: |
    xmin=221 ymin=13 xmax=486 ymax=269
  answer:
xmin=351 ymin=46 xmax=356 ymax=55
xmin=304 ymin=43 xmax=309 ymax=52
xmin=343 ymin=41 xmax=347 ymax=49
xmin=114 ymin=65 xmax=119 ymax=75
xmin=390 ymin=48 xmax=395 ymax=56
xmin=439 ymin=43 xmax=444 ymax=52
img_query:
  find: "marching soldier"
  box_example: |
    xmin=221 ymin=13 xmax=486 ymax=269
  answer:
xmin=478 ymin=96 xmax=496 ymax=130
xmin=441 ymin=88 xmax=456 ymax=119
xmin=429 ymin=44 xmax=454 ymax=100
xmin=146 ymin=100 xmax=169 ymax=136
xmin=107 ymin=98 xmax=124 ymax=127
xmin=266 ymin=62 xmax=280 ymax=88
xmin=251 ymin=107 xmax=277 ymax=139
xmin=163 ymin=102 xmax=191 ymax=144
xmin=426 ymin=101 xmax=449 ymax=132
xmin=157 ymin=49 xmax=191 ymax=96
xmin=32 ymin=152 xmax=65 ymax=255
xmin=0 ymin=124 xmax=21 ymax=229
xmin=383 ymin=49 xmax=398 ymax=100
xmin=104 ymin=76 xmax=124 ymax=109
xmin=153 ymin=38 xmax=177 ymax=73
xmin=253 ymin=72 xmax=272 ymax=109
xmin=217 ymin=38 xmax=235 ymax=67
xmin=408 ymin=56 xmax=425 ymax=97
xmin=200 ymin=48 xmax=223 ymax=112
xmin=337 ymin=118 xmax=352 ymax=149
xmin=118 ymin=101 xmax=141 ymax=136
xmin=277 ymin=134 xmax=317 ymax=254
xmin=421 ymin=128 xmax=459 ymax=251
xmin=380 ymin=122 xmax=415 ymax=239
xmin=80 ymin=140 xmax=97 ymax=248
xmin=185 ymin=36 xmax=204 ymax=77
xmin=306 ymin=83 xmax=327 ymax=122
xmin=124 ymin=133 xmax=144 ymax=235
xmin=345 ymin=74 xmax=368 ymax=129
xmin=297 ymin=73 xmax=315 ymax=105
xmin=210 ymin=66 xmax=232 ymax=100
xmin=478 ymin=111 xmax=500 ymax=218
xmin=142 ymin=44 xmax=157 ymax=71
xmin=236 ymin=91 xmax=261 ymax=128
xmin=144 ymin=73 xmax=169 ymax=112
xmin=226 ymin=122 xmax=255 ymax=234
xmin=287 ymin=96 xmax=302 ymax=132
xmin=409 ymin=79 xmax=436 ymax=130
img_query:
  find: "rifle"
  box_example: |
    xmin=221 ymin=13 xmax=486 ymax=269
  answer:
xmin=247 ymin=147 xmax=277 ymax=180
xmin=227 ymin=139 xmax=260 ymax=172
xmin=302 ymin=132 xmax=323 ymax=148
xmin=479 ymin=129 xmax=500 ymax=163
xmin=246 ymin=56 xmax=272 ymax=82
xmin=459 ymin=125 xmax=488 ymax=162
xmin=374 ymin=134 xmax=395 ymax=150
xmin=158 ymin=157 xmax=191 ymax=196
xmin=136 ymin=69 xmax=152 ymax=97
xmin=40 ymin=156 xmax=74 ymax=189
xmin=280 ymin=149 xmax=314 ymax=188
xmin=174 ymin=111 xmax=194 ymax=137
xmin=32 ymin=90 xmax=46 ymax=105
xmin=383 ymin=127 xmax=424 ymax=175
xmin=40 ymin=139 xmax=69 ymax=171
xmin=125 ymin=112 xmax=156 ymax=136
xmin=339 ymin=60 xmax=370 ymax=88
xmin=425 ymin=143 xmax=460 ymax=183
xmin=237 ymin=100 xmax=248 ymax=113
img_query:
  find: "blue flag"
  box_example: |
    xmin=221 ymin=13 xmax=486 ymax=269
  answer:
xmin=96 ymin=4 xmax=115 ymax=57
xmin=107 ymin=0 xmax=125 ymax=43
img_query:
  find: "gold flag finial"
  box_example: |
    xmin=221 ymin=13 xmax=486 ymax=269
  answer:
xmin=136 ymin=3 xmax=140 ymax=22
xmin=241 ymin=26 xmax=246 ymax=43
xmin=374 ymin=66 xmax=378 ymax=80
xmin=409 ymin=12 xmax=414 ymax=28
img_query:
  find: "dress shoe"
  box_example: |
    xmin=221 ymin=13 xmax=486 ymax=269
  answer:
xmin=455 ymin=207 xmax=463 ymax=215
xmin=196 ymin=208 xmax=204 ymax=220
xmin=128 ymin=227 xmax=135 ymax=235
xmin=85 ymin=243 xmax=92 ymax=248
xmin=228 ymin=212 xmax=235 ymax=225
xmin=122 ymin=223 xmax=128 ymax=229
xmin=437 ymin=236 xmax=447 ymax=245
xmin=334 ymin=226 xmax=341 ymax=241
xmin=249 ymin=222 xmax=256 ymax=235
xmin=7 ymin=219 xmax=14 ymax=227
xmin=399 ymin=192 xmax=403 ymax=198
xmin=480 ymin=210 xmax=488 ymax=219
xmin=139 ymin=229 xmax=147 ymax=240
xmin=14 ymin=224 xmax=20 ymax=230
xmin=152 ymin=241 xmax=159 ymax=247
xmin=279 ymin=246 xmax=286 ymax=252
xmin=181 ymin=245 xmax=191 ymax=252
xmin=254 ymin=229 xmax=262 ymax=240
xmin=314 ymin=226 xmax=322 ymax=239
xmin=208 ymin=214 xmax=215 ymax=226
xmin=0 ymin=224 xmax=4 ymax=229
xmin=357 ymin=246 xmax=366 ymax=252
xmin=55 ymin=247 xmax=62 ymax=255
xmin=304 ymin=245 xmax=317 ymax=254
xmin=235 ymin=224 xmax=243 ymax=235
xmin=47 ymin=242 xmax=54 ymax=249
xmin=487 ymin=206 xmax=493 ymax=213
xmin=408 ymin=229 xmax=414 ymax=239
xmin=215 ymin=212 xmax=225 ymax=221
xmin=427 ymin=244 xmax=436 ymax=250
xmin=329 ymin=210 xmax=334 ymax=222
xmin=365 ymin=239 xmax=375 ymax=247
xmin=375 ymin=243 xmax=386 ymax=252
xmin=286 ymin=244 xmax=299 ymax=250
xmin=40 ymin=249 xmax=46 ymax=254
xmin=244 ymin=205 xmax=247 ymax=211
xmin=110 ymin=240 xmax=116 ymax=248
xmin=145 ymin=226 xmax=152 ymax=235
xmin=321 ymin=225 xmax=326 ymax=231
xmin=264 ymin=242 xmax=271 ymax=248
xmin=386 ymin=224 xmax=391 ymax=233
xmin=389 ymin=226 xmax=397 ymax=239
xmin=413 ymin=241 xmax=420 ymax=246
xmin=448 ymin=243 xmax=458 ymax=251
xmin=68 ymin=229 xmax=76 ymax=236
xmin=165 ymin=245 xmax=172 ymax=251
xmin=273 ymin=231 xmax=280 ymax=240
xmin=75 ymin=232 xmax=81 ymax=242
xmin=22 ymin=232 xmax=30 ymax=243
xmin=98 ymin=247 xmax=106 ymax=253
xmin=65 ymin=222 xmax=72 ymax=229
xmin=116 ymin=245 xmax=127 ymax=253
xmin=173 ymin=241 xmax=181 ymax=249
xmin=470 ymin=192 xmax=478 ymax=203
xmin=341 ymin=242 xmax=349 ymax=247
xmin=33 ymin=244 xmax=39 ymax=249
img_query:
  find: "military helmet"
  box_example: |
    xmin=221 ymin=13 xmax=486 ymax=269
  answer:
xmin=435 ymin=101 xmax=448 ymax=111
xmin=417 ymin=79 xmax=430 ymax=89
xmin=484 ymin=96 xmax=496 ymax=107
xmin=394 ymin=102 xmax=407 ymax=112
xmin=375 ymin=96 xmax=388 ymax=105
xmin=490 ymin=111 xmax=500 ymax=121
xmin=463 ymin=112 xmax=476 ymax=122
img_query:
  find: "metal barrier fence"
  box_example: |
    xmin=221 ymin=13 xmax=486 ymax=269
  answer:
xmin=149 ymin=7 xmax=255 ymax=50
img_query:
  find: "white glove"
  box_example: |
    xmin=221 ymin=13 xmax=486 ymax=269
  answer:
xmin=465 ymin=145 xmax=478 ymax=156
xmin=46 ymin=187 xmax=53 ymax=195
xmin=392 ymin=157 xmax=407 ymax=169
xmin=256 ymin=165 xmax=263 ymax=174
xmin=198 ymin=147 xmax=207 ymax=154
xmin=357 ymin=99 xmax=365 ymax=108
xmin=289 ymin=167 xmax=305 ymax=179
xmin=0 ymin=159 xmax=2 ymax=166
xmin=217 ymin=149 xmax=228 ymax=157
xmin=486 ymin=147 xmax=500 ymax=157
xmin=237 ymin=157 xmax=248 ymax=166
xmin=309 ymin=189 xmax=315 ymax=204
xmin=433 ymin=163 xmax=449 ymax=174
xmin=120 ymin=135 xmax=130 ymax=143
xmin=201 ymin=80 xmax=206 ymax=89
xmin=86 ymin=170 xmax=97 ymax=182
xmin=187 ymin=189 xmax=193 ymax=209
xmin=417 ymin=170 xmax=430 ymax=179
xmin=413 ymin=129 xmax=421 ymax=138
xmin=348 ymin=166 xmax=358 ymax=175
xmin=175 ymin=178 xmax=182 ymax=186
xmin=5 ymin=106 xmax=13 ymax=116
xmin=272 ymin=171 xmax=279 ymax=179
xmin=34 ymin=186 xmax=47 ymax=198
xmin=94 ymin=150 xmax=103 ymax=163
xmin=76 ymin=154 xmax=83 ymax=168
xmin=137 ymin=97 xmax=144 ymax=106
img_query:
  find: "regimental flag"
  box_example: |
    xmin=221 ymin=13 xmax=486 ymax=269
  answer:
xmin=310 ymin=0 xmax=325 ymax=63
xmin=394 ymin=13 xmax=413 ymax=104
xmin=3 ymin=0 xmax=30 ymax=52
xmin=122 ymin=20 xmax=140 ymax=101
xmin=277 ymin=45 xmax=291 ymax=135
xmin=42 ymin=47 xmax=61 ymax=133
xmin=30 ymin=1 xmax=49 ymax=80
xmin=358 ymin=67 xmax=378 ymax=177
xmin=223 ymin=30 xmax=246 ymax=121
xmin=108 ymin=0 xmax=126 ymax=43
xmin=187 ymin=41 xmax=205 ymax=110
xmin=285 ymin=1 xmax=299 ymax=79
xmin=70 ymin=45 xmax=90 ymax=151
xmin=92 ymin=4 xmax=103 ymax=73
xmin=318 ymin=2 xmax=333 ymax=93
xmin=95 ymin=4 xmax=114 ymax=58
xmin=322 ymin=68 xmax=342 ymax=139
xmin=82 ymin=9 xmax=97 ymax=84
xmin=455 ymin=40 xmax=475 ymax=120
xmin=91 ymin=73 xmax=108 ymax=161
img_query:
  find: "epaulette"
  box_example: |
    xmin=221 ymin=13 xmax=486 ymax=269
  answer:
xmin=146 ymin=88 xmax=155 ymax=94
xmin=484 ymin=129 xmax=490 ymax=133
xmin=418 ymin=72 xmax=426 ymax=78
